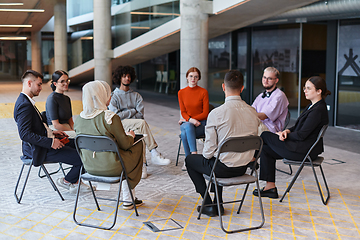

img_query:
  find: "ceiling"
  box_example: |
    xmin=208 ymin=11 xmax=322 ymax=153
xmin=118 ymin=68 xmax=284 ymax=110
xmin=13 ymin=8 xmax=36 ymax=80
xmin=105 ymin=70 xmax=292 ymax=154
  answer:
xmin=0 ymin=0 xmax=55 ymax=35
xmin=70 ymin=0 xmax=319 ymax=83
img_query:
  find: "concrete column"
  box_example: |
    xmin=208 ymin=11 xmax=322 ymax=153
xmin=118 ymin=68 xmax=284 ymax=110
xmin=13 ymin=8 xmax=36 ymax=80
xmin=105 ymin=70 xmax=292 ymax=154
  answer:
xmin=93 ymin=0 xmax=112 ymax=86
xmin=54 ymin=0 xmax=67 ymax=71
xmin=180 ymin=0 xmax=208 ymax=89
xmin=31 ymin=31 xmax=42 ymax=73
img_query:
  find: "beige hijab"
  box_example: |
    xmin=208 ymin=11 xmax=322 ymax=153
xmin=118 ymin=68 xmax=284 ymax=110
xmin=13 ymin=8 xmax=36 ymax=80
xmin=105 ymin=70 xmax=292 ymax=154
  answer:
xmin=80 ymin=80 xmax=116 ymax=124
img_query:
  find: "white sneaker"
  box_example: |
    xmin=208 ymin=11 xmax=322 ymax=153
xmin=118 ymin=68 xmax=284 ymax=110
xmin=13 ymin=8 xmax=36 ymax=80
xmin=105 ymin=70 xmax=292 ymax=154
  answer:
xmin=151 ymin=153 xmax=171 ymax=165
xmin=141 ymin=164 xmax=148 ymax=179
xmin=70 ymin=181 xmax=96 ymax=194
xmin=181 ymin=162 xmax=186 ymax=171
xmin=56 ymin=177 xmax=73 ymax=190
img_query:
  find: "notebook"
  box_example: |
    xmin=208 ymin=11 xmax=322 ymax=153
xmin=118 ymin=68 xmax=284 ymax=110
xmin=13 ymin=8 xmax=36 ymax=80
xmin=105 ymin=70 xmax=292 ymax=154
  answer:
xmin=133 ymin=134 xmax=147 ymax=146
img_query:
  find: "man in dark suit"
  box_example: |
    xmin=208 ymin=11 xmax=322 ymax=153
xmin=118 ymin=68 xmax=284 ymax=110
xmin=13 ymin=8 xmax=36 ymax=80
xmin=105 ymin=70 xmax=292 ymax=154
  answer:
xmin=14 ymin=70 xmax=91 ymax=194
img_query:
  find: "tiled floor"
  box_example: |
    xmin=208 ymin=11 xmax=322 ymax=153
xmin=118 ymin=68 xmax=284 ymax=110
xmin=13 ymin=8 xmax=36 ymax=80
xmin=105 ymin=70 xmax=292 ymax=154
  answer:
xmin=0 ymin=82 xmax=360 ymax=239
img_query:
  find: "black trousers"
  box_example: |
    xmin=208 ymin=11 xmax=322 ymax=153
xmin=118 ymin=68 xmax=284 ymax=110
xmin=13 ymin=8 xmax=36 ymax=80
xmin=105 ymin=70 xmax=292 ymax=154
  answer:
xmin=185 ymin=154 xmax=247 ymax=203
xmin=259 ymin=131 xmax=318 ymax=182
xmin=45 ymin=139 xmax=82 ymax=183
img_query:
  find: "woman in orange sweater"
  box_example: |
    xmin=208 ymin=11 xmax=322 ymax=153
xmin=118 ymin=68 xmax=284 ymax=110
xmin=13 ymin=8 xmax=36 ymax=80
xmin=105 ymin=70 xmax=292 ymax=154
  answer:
xmin=178 ymin=67 xmax=209 ymax=170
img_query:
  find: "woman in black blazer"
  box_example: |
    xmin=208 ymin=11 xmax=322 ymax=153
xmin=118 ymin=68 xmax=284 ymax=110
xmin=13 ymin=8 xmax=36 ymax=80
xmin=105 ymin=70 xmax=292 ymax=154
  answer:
xmin=253 ymin=76 xmax=331 ymax=198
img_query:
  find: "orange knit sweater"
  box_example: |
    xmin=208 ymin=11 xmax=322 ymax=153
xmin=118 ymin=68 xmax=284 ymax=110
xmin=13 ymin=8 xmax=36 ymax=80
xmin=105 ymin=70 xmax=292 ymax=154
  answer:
xmin=178 ymin=85 xmax=209 ymax=121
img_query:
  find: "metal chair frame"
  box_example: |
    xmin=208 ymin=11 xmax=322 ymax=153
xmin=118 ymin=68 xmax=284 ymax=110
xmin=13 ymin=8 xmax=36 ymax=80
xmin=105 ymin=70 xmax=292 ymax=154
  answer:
xmin=14 ymin=158 xmax=65 ymax=203
xmin=73 ymin=134 xmax=139 ymax=230
xmin=276 ymin=110 xmax=293 ymax=175
xmin=279 ymin=124 xmax=330 ymax=205
xmin=198 ymin=136 xmax=265 ymax=233
xmin=175 ymin=134 xmax=204 ymax=166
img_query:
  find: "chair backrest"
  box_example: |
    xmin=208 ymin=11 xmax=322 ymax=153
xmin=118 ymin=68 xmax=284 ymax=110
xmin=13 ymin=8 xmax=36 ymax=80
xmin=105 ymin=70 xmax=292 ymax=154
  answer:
xmin=282 ymin=110 xmax=291 ymax=131
xmin=75 ymin=134 xmax=120 ymax=155
xmin=217 ymin=135 xmax=263 ymax=160
xmin=41 ymin=111 xmax=47 ymax=124
xmin=156 ymin=71 xmax=162 ymax=82
xmin=304 ymin=124 xmax=328 ymax=159
xmin=162 ymin=71 xmax=168 ymax=83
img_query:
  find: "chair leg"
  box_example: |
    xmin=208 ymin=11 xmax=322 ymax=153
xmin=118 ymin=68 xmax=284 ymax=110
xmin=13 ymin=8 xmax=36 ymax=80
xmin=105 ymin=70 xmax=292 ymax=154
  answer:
xmin=197 ymin=174 xmax=214 ymax=220
xmin=14 ymin=163 xmax=32 ymax=204
xmin=280 ymin=164 xmax=305 ymax=202
xmin=276 ymin=165 xmax=293 ymax=175
xmin=237 ymin=168 xmax=254 ymax=214
xmin=312 ymin=165 xmax=330 ymax=205
xmin=38 ymin=163 xmax=62 ymax=178
xmin=41 ymin=165 xmax=64 ymax=201
xmin=176 ymin=138 xmax=182 ymax=166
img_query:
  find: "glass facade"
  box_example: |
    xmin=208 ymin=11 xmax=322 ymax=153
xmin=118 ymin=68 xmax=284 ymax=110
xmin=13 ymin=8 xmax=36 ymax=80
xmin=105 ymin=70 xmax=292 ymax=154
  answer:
xmin=252 ymin=27 xmax=300 ymax=114
xmin=0 ymin=41 xmax=28 ymax=81
xmin=207 ymin=33 xmax=231 ymax=104
xmin=337 ymin=21 xmax=360 ymax=129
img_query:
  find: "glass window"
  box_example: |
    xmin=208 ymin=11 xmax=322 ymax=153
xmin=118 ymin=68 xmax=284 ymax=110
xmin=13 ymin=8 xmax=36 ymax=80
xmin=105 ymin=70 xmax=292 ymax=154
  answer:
xmin=208 ymin=33 xmax=231 ymax=104
xmin=337 ymin=22 xmax=360 ymax=129
xmin=252 ymin=27 xmax=300 ymax=115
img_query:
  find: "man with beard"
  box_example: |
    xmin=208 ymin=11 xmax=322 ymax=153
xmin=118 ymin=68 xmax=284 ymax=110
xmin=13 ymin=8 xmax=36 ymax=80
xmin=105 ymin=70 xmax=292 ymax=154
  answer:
xmin=252 ymin=67 xmax=289 ymax=133
xmin=109 ymin=65 xmax=171 ymax=179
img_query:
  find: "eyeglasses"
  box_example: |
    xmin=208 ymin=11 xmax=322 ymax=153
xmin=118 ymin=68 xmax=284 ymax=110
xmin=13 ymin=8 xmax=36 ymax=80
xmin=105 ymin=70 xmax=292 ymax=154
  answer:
xmin=59 ymin=79 xmax=70 ymax=84
xmin=262 ymin=76 xmax=277 ymax=81
xmin=303 ymin=86 xmax=314 ymax=91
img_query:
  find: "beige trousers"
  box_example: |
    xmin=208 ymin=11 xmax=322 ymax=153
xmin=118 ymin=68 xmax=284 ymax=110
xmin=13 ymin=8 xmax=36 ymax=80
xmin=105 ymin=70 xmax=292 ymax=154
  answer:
xmin=121 ymin=119 xmax=158 ymax=151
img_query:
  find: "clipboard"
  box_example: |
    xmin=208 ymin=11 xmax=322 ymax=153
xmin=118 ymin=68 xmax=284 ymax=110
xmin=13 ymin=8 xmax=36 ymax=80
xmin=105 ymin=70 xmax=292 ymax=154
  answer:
xmin=133 ymin=134 xmax=147 ymax=146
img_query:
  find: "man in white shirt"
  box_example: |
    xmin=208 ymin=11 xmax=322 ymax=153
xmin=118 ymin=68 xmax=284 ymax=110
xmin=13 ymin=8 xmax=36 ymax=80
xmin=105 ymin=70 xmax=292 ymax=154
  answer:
xmin=185 ymin=70 xmax=261 ymax=217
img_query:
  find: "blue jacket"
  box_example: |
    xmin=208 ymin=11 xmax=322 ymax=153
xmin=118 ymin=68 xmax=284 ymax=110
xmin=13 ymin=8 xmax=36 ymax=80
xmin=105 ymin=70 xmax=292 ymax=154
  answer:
xmin=14 ymin=93 xmax=53 ymax=166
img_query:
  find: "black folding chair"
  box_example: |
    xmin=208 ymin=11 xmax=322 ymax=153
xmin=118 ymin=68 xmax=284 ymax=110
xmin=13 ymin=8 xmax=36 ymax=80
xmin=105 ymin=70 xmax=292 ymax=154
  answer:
xmin=198 ymin=136 xmax=265 ymax=233
xmin=280 ymin=124 xmax=330 ymax=205
xmin=14 ymin=157 xmax=65 ymax=203
xmin=73 ymin=134 xmax=139 ymax=230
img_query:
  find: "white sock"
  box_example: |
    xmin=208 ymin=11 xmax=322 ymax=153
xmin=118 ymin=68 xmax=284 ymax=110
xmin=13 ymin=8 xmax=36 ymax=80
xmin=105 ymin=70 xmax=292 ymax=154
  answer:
xmin=150 ymin=148 xmax=159 ymax=156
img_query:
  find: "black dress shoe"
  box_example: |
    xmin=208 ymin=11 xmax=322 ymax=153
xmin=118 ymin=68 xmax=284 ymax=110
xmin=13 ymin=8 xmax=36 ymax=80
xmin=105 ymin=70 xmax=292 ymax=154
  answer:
xmin=197 ymin=205 xmax=218 ymax=217
xmin=253 ymin=187 xmax=279 ymax=199
xmin=246 ymin=161 xmax=259 ymax=170
xmin=215 ymin=204 xmax=225 ymax=215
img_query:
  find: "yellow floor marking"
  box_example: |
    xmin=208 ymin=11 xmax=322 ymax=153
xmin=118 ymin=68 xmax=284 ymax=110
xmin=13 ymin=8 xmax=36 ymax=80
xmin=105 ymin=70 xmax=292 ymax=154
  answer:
xmin=179 ymin=197 xmax=201 ymax=239
xmin=303 ymin=181 xmax=319 ymax=240
xmin=338 ymin=189 xmax=360 ymax=237
xmin=270 ymin=198 xmax=274 ymax=239
xmin=285 ymin=182 xmax=296 ymax=239
xmin=0 ymin=100 xmax=83 ymax=119
xmin=109 ymin=208 xmax=136 ymax=239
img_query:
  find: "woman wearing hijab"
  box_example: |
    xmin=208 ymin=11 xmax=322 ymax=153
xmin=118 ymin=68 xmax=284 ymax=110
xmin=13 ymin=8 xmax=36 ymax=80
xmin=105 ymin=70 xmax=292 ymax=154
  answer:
xmin=74 ymin=80 xmax=144 ymax=210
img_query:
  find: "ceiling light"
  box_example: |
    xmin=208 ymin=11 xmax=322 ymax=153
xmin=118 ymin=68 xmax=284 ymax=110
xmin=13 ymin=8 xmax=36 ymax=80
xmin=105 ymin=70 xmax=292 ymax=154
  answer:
xmin=215 ymin=0 xmax=252 ymax=15
xmin=131 ymin=26 xmax=150 ymax=30
xmin=131 ymin=12 xmax=180 ymax=16
xmin=0 ymin=36 xmax=27 ymax=40
xmin=0 ymin=24 xmax=32 ymax=28
xmin=0 ymin=3 xmax=24 ymax=6
xmin=80 ymin=36 xmax=93 ymax=40
xmin=0 ymin=8 xmax=44 ymax=12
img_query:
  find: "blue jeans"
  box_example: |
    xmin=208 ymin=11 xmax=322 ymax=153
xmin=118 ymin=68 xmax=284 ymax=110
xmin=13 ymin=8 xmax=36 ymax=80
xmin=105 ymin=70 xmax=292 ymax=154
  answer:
xmin=180 ymin=120 xmax=206 ymax=157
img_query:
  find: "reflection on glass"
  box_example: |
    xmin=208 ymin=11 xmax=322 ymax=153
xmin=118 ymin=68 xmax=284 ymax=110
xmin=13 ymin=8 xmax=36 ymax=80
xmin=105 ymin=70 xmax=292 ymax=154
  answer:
xmin=252 ymin=27 xmax=300 ymax=116
xmin=0 ymin=41 xmax=27 ymax=81
xmin=337 ymin=22 xmax=360 ymax=129
xmin=208 ymin=33 xmax=231 ymax=104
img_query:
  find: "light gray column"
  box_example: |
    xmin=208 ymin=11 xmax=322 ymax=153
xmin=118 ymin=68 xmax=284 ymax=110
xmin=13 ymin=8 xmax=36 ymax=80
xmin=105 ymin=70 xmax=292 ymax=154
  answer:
xmin=54 ymin=0 xmax=67 ymax=71
xmin=31 ymin=31 xmax=42 ymax=73
xmin=180 ymin=0 xmax=209 ymax=89
xmin=93 ymin=0 xmax=112 ymax=86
